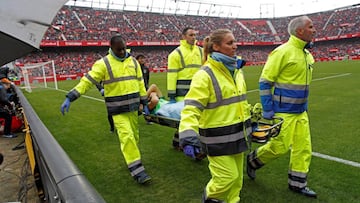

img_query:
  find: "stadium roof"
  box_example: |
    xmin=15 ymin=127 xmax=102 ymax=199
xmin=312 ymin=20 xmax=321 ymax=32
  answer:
xmin=66 ymin=0 xmax=360 ymax=18
xmin=0 ymin=0 xmax=67 ymax=66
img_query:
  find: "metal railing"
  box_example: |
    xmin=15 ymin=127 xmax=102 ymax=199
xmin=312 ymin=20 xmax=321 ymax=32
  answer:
xmin=15 ymin=86 xmax=106 ymax=203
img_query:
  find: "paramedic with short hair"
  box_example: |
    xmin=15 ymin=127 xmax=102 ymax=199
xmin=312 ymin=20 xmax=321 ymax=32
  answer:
xmin=60 ymin=34 xmax=151 ymax=185
xmin=167 ymin=27 xmax=203 ymax=103
xmin=247 ymin=15 xmax=317 ymax=198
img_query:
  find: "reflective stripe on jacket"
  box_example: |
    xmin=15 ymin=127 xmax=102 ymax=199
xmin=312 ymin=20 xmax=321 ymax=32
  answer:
xmin=259 ymin=35 xmax=314 ymax=113
xmin=179 ymin=57 xmax=251 ymax=156
xmin=167 ymin=40 xmax=203 ymax=99
xmin=67 ymin=54 xmax=147 ymax=115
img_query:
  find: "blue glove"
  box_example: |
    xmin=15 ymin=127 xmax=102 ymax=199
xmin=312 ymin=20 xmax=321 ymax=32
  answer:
xmin=100 ymin=89 xmax=104 ymax=96
xmin=143 ymin=105 xmax=150 ymax=115
xmin=169 ymin=98 xmax=176 ymax=104
xmin=262 ymin=110 xmax=274 ymax=120
xmin=61 ymin=98 xmax=71 ymax=115
xmin=183 ymin=145 xmax=200 ymax=159
xmin=236 ymin=59 xmax=246 ymax=69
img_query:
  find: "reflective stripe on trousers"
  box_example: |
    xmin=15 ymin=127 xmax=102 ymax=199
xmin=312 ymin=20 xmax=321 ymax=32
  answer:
xmin=256 ymin=112 xmax=312 ymax=186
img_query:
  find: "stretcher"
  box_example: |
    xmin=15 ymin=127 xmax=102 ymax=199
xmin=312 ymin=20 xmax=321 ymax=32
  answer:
xmin=142 ymin=104 xmax=284 ymax=159
xmin=143 ymin=111 xmax=284 ymax=139
xmin=144 ymin=111 xmax=283 ymax=143
xmin=143 ymin=113 xmax=180 ymax=129
xmin=250 ymin=116 xmax=284 ymax=144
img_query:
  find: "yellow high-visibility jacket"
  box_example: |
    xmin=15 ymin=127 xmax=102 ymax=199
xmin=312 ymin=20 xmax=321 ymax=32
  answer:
xmin=167 ymin=40 xmax=203 ymax=100
xmin=179 ymin=57 xmax=251 ymax=156
xmin=259 ymin=35 xmax=314 ymax=113
xmin=66 ymin=53 xmax=147 ymax=115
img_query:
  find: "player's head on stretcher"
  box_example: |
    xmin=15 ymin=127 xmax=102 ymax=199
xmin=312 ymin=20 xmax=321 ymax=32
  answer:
xmin=145 ymin=84 xmax=184 ymax=120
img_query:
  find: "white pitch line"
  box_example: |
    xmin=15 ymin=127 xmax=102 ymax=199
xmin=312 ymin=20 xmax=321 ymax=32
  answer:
xmin=247 ymin=72 xmax=352 ymax=93
xmin=247 ymin=72 xmax=359 ymax=168
xmin=81 ymin=95 xmax=104 ymax=102
xmin=57 ymin=88 xmax=104 ymax=102
xmin=312 ymin=73 xmax=351 ymax=81
xmin=247 ymin=89 xmax=259 ymax=93
xmin=312 ymin=152 xmax=360 ymax=168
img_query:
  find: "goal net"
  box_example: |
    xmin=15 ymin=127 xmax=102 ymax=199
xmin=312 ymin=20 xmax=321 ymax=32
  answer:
xmin=20 ymin=60 xmax=58 ymax=93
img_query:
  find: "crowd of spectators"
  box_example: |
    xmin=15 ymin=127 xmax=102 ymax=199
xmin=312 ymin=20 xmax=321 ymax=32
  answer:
xmin=17 ymin=38 xmax=359 ymax=75
xmin=43 ymin=5 xmax=360 ymax=42
xmin=311 ymin=38 xmax=360 ymax=59
xmin=16 ymin=5 xmax=360 ymax=75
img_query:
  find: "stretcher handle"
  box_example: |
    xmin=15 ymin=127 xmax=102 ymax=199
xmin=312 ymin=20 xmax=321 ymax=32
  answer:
xmin=255 ymin=116 xmax=283 ymax=132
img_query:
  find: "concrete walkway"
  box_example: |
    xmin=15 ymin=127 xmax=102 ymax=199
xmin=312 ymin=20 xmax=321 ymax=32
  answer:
xmin=0 ymin=132 xmax=40 ymax=203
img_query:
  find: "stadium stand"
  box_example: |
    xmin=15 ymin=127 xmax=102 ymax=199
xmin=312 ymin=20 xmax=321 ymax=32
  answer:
xmin=15 ymin=5 xmax=360 ymax=77
xmin=42 ymin=5 xmax=359 ymax=41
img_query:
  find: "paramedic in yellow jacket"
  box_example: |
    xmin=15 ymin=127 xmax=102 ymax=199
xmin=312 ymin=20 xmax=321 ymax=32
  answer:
xmin=60 ymin=35 xmax=151 ymax=185
xmin=247 ymin=16 xmax=317 ymax=198
xmin=167 ymin=27 xmax=203 ymax=102
xmin=179 ymin=29 xmax=250 ymax=203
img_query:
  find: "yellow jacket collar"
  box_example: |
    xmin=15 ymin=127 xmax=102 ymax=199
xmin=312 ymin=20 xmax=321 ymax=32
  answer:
xmin=180 ymin=39 xmax=196 ymax=49
xmin=207 ymin=56 xmax=230 ymax=73
xmin=289 ymin=35 xmax=308 ymax=49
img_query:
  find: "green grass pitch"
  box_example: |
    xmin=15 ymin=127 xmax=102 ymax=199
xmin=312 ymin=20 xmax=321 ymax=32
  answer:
xmin=23 ymin=60 xmax=360 ymax=203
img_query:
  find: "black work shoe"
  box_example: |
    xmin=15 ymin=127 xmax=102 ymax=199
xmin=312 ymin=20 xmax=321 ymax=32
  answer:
xmin=246 ymin=153 xmax=256 ymax=180
xmin=289 ymin=186 xmax=317 ymax=198
xmin=204 ymin=198 xmax=224 ymax=203
xmin=135 ymin=171 xmax=152 ymax=185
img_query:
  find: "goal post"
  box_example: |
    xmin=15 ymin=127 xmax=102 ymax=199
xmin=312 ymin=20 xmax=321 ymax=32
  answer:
xmin=20 ymin=60 xmax=57 ymax=92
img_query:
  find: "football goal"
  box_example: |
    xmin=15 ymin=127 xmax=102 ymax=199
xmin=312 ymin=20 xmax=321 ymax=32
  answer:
xmin=20 ymin=60 xmax=57 ymax=93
